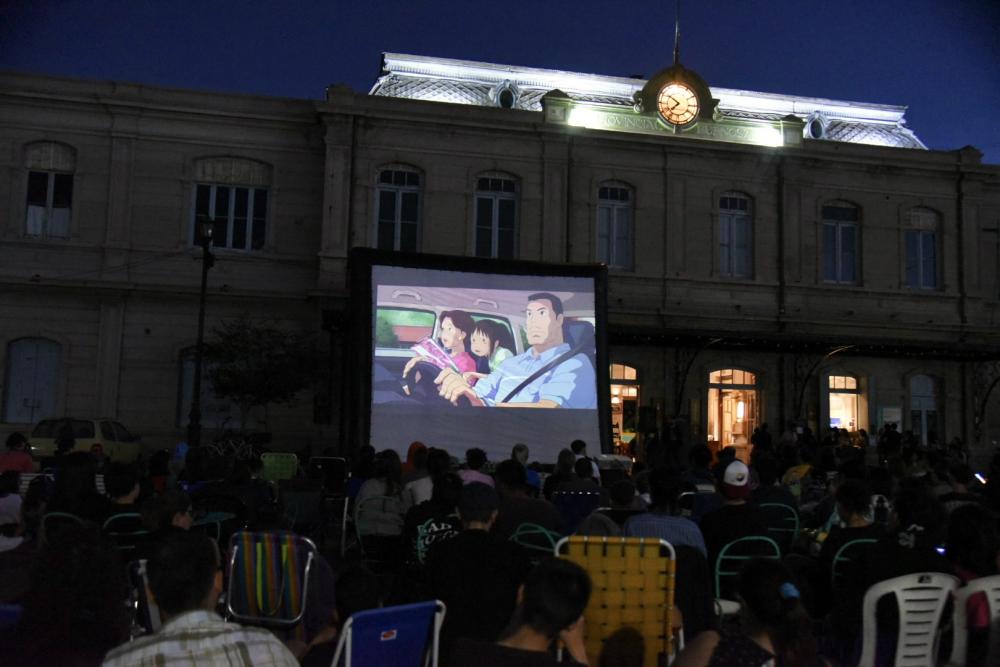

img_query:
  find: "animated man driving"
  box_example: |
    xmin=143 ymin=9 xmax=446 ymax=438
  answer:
xmin=434 ymin=292 xmax=596 ymax=408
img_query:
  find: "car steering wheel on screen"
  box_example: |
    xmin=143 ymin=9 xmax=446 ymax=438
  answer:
xmin=404 ymin=361 xmax=472 ymax=406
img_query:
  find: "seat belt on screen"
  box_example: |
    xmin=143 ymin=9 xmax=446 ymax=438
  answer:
xmin=500 ymin=342 xmax=588 ymax=404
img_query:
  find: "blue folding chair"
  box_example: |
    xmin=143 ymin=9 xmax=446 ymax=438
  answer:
xmin=330 ymin=600 xmax=446 ymax=667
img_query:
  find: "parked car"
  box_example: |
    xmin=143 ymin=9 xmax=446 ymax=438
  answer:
xmin=29 ymin=417 xmax=142 ymax=463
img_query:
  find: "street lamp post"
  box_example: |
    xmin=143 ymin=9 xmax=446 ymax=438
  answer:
xmin=187 ymin=216 xmax=215 ymax=448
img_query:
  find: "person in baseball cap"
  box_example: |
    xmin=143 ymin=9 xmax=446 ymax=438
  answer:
xmin=720 ymin=460 xmax=752 ymax=500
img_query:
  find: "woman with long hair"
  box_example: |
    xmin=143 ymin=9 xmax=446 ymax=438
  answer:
xmin=675 ymin=558 xmax=825 ymax=666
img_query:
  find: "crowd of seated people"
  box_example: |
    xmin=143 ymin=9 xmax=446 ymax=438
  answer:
xmin=0 ymin=426 xmax=998 ymax=666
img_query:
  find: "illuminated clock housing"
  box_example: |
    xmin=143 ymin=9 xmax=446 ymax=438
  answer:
xmin=657 ymin=83 xmax=699 ymax=126
xmin=636 ymin=62 xmax=718 ymax=130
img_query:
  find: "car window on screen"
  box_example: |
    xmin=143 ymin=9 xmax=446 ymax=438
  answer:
xmin=376 ymin=307 xmax=435 ymax=349
xmin=101 ymin=422 xmax=115 ymax=440
xmin=112 ymin=422 xmax=134 ymax=442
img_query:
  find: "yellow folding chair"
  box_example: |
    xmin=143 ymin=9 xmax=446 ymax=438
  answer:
xmin=556 ymin=536 xmax=679 ymax=667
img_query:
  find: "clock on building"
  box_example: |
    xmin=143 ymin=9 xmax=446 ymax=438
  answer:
xmin=657 ymin=82 xmax=699 ymax=126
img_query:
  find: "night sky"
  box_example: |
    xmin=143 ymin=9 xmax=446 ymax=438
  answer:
xmin=2 ymin=1 xmax=998 ymax=163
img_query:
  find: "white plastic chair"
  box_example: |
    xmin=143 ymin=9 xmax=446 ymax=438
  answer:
xmin=859 ymin=572 xmax=959 ymax=667
xmin=946 ymin=574 xmax=1000 ymax=667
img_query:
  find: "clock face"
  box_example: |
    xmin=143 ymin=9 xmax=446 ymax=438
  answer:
xmin=657 ymin=83 xmax=699 ymax=126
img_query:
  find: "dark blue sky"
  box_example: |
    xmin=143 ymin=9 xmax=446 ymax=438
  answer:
xmin=2 ymin=1 xmax=998 ymax=163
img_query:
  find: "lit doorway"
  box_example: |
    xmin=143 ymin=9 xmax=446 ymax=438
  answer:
xmin=707 ymin=369 xmax=758 ymax=463
xmin=909 ymin=374 xmax=938 ymax=446
xmin=610 ymin=363 xmax=639 ymax=456
xmin=828 ymin=375 xmax=860 ymax=431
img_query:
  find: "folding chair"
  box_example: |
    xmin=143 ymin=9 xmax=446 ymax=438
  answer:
xmin=758 ymin=503 xmax=799 ymax=555
xmin=552 ymin=491 xmax=602 ymax=534
xmin=556 ymin=536 xmax=680 ymax=667
xmin=830 ymin=537 xmax=877 ymax=588
xmin=260 ymin=452 xmax=299 ymax=482
xmin=226 ymin=530 xmax=318 ymax=641
xmin=42 ymin=511 xmax=84 ymax=543
xmin=509 ymin=522 xmax=560 ymax=566
xmin=127 ymin=559 xmax=162 ymax=637
xmin=859 ymin=572 xmax=959 ymax=667
xmin=714 ymin=535 xmax=781 ymax=616
xmin=946 ymin=574 xmax=1000 ymax=667
xmin=102 ymin=512 xmax=150 ymax=556
xmin=354 ymin=495 xmax=404 ymax=569
xmin=330 ymin=600 xmax=446 ymax=667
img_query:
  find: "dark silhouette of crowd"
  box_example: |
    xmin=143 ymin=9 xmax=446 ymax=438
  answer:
xmin=0 ymin=426 xmax=998 ymax=667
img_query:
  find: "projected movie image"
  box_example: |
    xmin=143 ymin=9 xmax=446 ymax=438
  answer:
xmin=369 ymin=264 xmax=602 ymax=462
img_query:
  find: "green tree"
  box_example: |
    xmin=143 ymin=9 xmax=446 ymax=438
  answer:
xmin=203 ymin=316 xmax=321 ymax=431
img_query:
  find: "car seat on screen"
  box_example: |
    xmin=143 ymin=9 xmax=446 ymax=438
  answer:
xmin=562 ymin=319 xmax=596 ymax=370
xmin=499 ymin=318 xmax=596 ymax=404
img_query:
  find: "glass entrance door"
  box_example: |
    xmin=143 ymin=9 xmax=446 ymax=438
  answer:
xmin=707 ymin=369 xmax=758 ymax=463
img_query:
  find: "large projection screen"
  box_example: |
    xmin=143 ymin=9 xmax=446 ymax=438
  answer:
xmin=353 ymin=249 xmax=609 ymax=463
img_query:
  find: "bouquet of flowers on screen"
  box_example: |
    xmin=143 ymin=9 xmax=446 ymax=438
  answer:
xmin=409 ymin=337 xmax=459 ymax=371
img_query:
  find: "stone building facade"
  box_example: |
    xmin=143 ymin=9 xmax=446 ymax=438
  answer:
xmin=1 ymin=54 xmax=998 ymax=464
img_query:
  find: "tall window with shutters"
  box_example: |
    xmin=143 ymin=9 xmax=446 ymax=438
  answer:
xmin=905 ymin=208 xmax=939 ymax=289
xmin=375 ymin=168 xmax=421 ymax=252
xmin=3 ymin=338 xmax=60 ymax=424
xmin=822 ymin=201 xmax=860 ymax=284
xmin=24 ymin=142 xmax=75 ymax=239
xmin=597 ymin=183 xmax=634 ymax=271
xmin=191 ymin=157 xmax=270 ymax=251
xmin=719 ymin=192 xmax=753 ymax=278
xmin=474 ymin=173 xmax=518 ymax=259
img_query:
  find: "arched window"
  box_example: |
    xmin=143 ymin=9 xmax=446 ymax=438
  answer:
xmin=719 ymin=191 xmax=753 ymax=278
xmin=597 ymin=182 xmax=634 ymax=270
xmin=474 ymin=172 xmax=518 ymax=259
xmin=24 ymin=141 xmax=76 ymax=238
xmin=375 ymin=166 xmax=421 ymax=252
xmin=3 ymin=337 xmax=60 ymax=423
xmin=822 ymin=201 xmax=860 ymax=284
xmin=905 ymin=208 xmax=939 ymax=289
xmin=191 ymin=157 xmax=271 ymax=251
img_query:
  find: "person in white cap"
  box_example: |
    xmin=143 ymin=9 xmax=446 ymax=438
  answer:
xmin=698 ymin=459 xmax=767 ymax=569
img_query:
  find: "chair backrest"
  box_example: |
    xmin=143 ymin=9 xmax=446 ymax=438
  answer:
xmin=0 ymin=603 xmax=22 ymax=630
xmin=260 ymin=453 xmax=299 ymax=482
xmin=947 ymin=574 xmax=1000 ymax=667
xmin=509 ymin=522 xmax=560 ymax=565
xmin=307 ymin=456 xmax=348 ymax=496
xmin=225 ymin=530 xmax=318 ymax=638
xmin=758 ymin=503 xmax=799 ymax=554
xmin=556 ymin=536 xmax=677 ymax=667
xmin=354 ymin=495 xmax=404 ymax=541
xmin=330 ymin=600 xmax=446 ymax=667
xmin=127 ymin=559 xmax=162 ymax=636
xmin=714 ymin=535 xmax=781 ymax=601
xmin=859 ymin=571 xmax=959 ymax=667
xmin=42 ymin=511 xmax=84 ymax=543
xmin=552 ymin=491 xmax=602 ymax=534
xmin=102 ymin=512 xmax=150 ymax=555
xmin=830 ymin=537 xmax=878 ymax=588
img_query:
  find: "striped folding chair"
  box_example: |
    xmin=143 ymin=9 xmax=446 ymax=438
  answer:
xmin=225 ymin=530 xmax=318 ymax=641
xmin=556 ymin=536 xmax=680 ymax=667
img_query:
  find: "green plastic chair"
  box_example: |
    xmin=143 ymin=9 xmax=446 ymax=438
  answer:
xmin=509 ymin=522 xmax=561 ymax=565
xmin=102 ymin=512 xmax=150 ymax=555
xmin=759 ymin=503 xmax=800 ymax=554
xmin=830 ymin=537 xmax=878 ymax=588
xmin=260 ymin=453 xmax=299 ymax=482
xmin=714 ymin=535 xmax=781 ymax=616
xmin=42 ymin=511 xmax=85 ymax=543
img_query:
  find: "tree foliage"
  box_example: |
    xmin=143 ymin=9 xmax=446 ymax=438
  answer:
xmin=203 ymin=316 xmax=321 ymax=430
